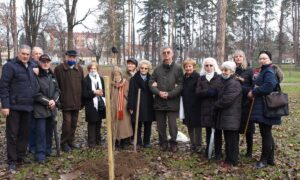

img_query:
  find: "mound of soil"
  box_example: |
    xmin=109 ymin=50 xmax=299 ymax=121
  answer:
xmin=79 ymin=151 xmax=149 ymax=179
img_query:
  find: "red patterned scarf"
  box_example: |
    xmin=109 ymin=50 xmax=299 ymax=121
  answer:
xmin=116 ymin=79 xmax=126 ymax=120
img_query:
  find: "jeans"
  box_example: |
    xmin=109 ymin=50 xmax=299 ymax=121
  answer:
xmin=35 ymin=117 xmax=54 ymax=161
xmin=28 ymin=117 xmax=36 ymax=153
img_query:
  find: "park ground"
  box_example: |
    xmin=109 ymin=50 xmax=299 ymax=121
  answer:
xmin=0 ymin=65 xmax=299 ymax=179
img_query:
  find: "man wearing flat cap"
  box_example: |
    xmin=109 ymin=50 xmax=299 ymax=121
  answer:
xmin=54 ymin=50 xmax=84 ymax=152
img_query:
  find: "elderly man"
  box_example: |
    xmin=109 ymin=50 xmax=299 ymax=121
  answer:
xmin=28 ymin=46 xmax=44 ymax=154
xmin=54 ymin=50 xmax=84 ymax=152
xmin=149 ymin=46 xmax=183 ymax=152
xmin=0 ymin=45 xmax=39 ymax=172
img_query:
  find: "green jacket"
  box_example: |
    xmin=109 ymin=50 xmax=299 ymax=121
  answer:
xmin=149 ymin=62 xmax=183 ymax=111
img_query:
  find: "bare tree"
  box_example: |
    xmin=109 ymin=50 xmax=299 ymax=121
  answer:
xmin=86 ymin=31 xmax=104 ymax=64
xmin=64 ymin=0 xmax=92 ymax=50
xmin=215 ymin=0 xmax=227 ymax=63
xmin=23 ymin=0 xmax=44 ymax=48
xmin=292 ymin=0 xmax=299 ymax=66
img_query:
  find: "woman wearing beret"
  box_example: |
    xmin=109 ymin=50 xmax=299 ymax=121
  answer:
xmin=248 ymin=50 xmax=281 ymax=168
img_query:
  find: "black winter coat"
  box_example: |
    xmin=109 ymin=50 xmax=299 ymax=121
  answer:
xmin=83 ymin=75 xmax=106 ymax=122
xmin=128 ymin=72 xmax=154 ymax=122
xmin=235 ymin=66 xmax=254 ymax=133
xmin=34 ymin=67 xmax=60 ymax=118
xmin=182 ymin=71 xmax=201 ymax=127
xmin=195 ymin=73 xmax=222 ymax=128
xmin=215 ymin=76 xmax=242 ymax=131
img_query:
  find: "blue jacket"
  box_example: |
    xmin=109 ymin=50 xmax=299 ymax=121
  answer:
xmin=0 ymin=57 xmax=38 ymax=112
xmin=250 ymin=64 xmax=281 ymax=125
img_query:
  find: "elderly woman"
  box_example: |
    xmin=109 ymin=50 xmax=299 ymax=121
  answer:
xmin=233 ymin=50 xmax=255 ymax=157
xmin=196 ymin=57 xmax=222 ymax=158
xmin=127 ymin=60 xmax=154 ymax=148
xmin=82 ymin=62 xmax=106 ymax=148
xmin=33 ymin=54 xmax=60 ymax=163
xmin=111 ymin=66 xmax=133 ymax=149
xmin=214 ymin=61 xmax=242 ymax=167
xmin=248 ymin=50 xmax=281 ymax=169
xmin=181 ymin=59 xmax=202 ymax=153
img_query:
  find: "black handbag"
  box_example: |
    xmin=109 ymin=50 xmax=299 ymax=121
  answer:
xmin=263 ymin=84 xmax=289 ymax=118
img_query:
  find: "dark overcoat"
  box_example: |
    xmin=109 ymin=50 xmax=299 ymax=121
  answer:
xmin=82 ymin=75 xmax=106 ymax=122
xmin=215 ymin=76 xmax=242 ymax=131
xmin=182 ymin=71 xmax=201 ymax=127
xmin=235 ymin=66 xmax=254 ymax=133
xmin=250 ymin=64 xmax=281 ymax=125
xmin=127 ymin=72 xmax=154 ymax=122
xmin=54 ymin=62 xmax=84 ymax=110
xmin=195 ymin=73 xmax=222 ymax=128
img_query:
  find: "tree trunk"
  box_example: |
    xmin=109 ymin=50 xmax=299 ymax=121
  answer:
xmin=215 ymin=0 xmax=227 ymax=64
xmin=278 ymin=0 xmax=285 ymax=65
xmin=293 ymin=0 xmax=299 ymax=66
xmin=10 ymin=0 xmax=17 ymax=56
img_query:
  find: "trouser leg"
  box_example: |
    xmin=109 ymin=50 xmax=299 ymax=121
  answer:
xmin=259 ymin=123 xmax=273 ymax=162
xmin=155 ymin=111 xmax=168 ymax=145
xmin=167 ymin=111 xmax=178 ymax=144
xmin=143 ymin=121 xmax=152 ymax=145
xmin=35 ymin=118 xmax=46 ymax=161
xmin=16 ymin=111 xmax=31 ymax=161
xmin=224 ymin=130 xmax=239 ymax=166
xmin=214 ymin=129 xmax=222 ymax=159
xmin=88 ymin=122 xmax=96 ymax=147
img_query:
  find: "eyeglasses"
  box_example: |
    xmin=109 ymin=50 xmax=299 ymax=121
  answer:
xmin=205 ymin=64 xmax=213 ymax=67
xmin=140 ymin=67 xmax=148 ymax=70
xmin=162 ymin=51 xmax=171 ymax=55
xmin=40 ymin=61 xmax=51 ymax=64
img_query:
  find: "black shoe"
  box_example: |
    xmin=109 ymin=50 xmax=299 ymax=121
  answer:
xmin=160 ymin=144 xmax=168 ymax=151
xmin=267 ymin=159 xmax=275 ymax=166
xmin=143 ymin=144 xmax=152 ymax=148
xmin=245 ymin=152 xmax=252 ymax=158
xmin=8 ymin=163 xmax=16 ymax=173
xmin=69 ymin=142 xmax=80 ymax=149
xmin=170 ymin=144 xmax=177 ymax=152
xmin=255 ymin=161 xmax=268 ymax=169
xmin=62 ymin=144 xmax=72 ymax=152
xmin=17 ymin=158 xmax=32 ymax=164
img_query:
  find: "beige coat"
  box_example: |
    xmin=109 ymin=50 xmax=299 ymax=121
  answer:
xmin=111 ymin=80 xmax=133 ymax=140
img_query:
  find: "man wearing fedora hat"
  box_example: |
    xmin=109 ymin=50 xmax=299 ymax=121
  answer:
xmin=54 ymin=50 xmax=84 ymax=152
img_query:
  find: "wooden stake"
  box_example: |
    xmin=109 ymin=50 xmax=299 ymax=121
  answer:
xmin=133 ymin=88 xmax=141 ymax=152
xmin=104 ymin=76 xmax=115 ymax=180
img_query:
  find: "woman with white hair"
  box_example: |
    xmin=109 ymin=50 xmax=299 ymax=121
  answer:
xmin=127 ymin=60 xmax=154 ymax=148
xmin=196 ymin=57 xmax=222 ymax=158
xmin=214 ymin=61 xmax=242 ymax=168
xmin=233 ymin=50 xmax=255 ymax=157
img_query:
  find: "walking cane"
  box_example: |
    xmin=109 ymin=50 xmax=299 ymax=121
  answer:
xmin=240 ymin=98 xmax=255 ymax=146
xmin=133 ymin=89 xmax=141 ymax=152
xmin=53 ymin=112 xmax=61 ymax=156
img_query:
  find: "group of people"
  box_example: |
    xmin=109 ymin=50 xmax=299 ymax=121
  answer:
xmin=0 ymin=44 xmax=282 ymax=173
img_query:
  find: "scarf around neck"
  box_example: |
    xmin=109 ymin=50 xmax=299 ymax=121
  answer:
xmin=205 ymin=72 xmax=214 ymax=82
xmin=89 ymin=73 xmax=104 ymax=110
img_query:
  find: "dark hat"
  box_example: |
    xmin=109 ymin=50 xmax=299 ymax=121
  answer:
xmin=39 ymin=54 xmax=51 ymax=61
xmin=65 ymin=50 xmax=77 ymax=56
xmin=259 ymin=50 xmax=272 ymax=60
xmin=112 ymin=46 xmax=118 ymax=53
xmin=127 ymin=57 xmax=138 ymax=66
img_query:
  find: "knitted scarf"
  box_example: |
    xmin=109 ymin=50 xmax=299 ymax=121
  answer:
xmin=114 ymin=79 xmax=126 ymax=120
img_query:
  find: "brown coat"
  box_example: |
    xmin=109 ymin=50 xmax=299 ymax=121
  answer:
xmin=111 ymin=79 xmax=133 ymax=140
xmin=54 ymin=62 xmax=84 ymax=110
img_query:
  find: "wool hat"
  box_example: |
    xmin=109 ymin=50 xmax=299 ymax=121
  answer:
xmin=39 ymin=54 xmax=51 ymax=61
xmin=65 ymin=50 xmax=77 ymax=56
xmin=221 ymin=61 xmax=236 ymax=73
xmin=127 ymin=57 xmax=138 ymax=66
xmin=259 ymin=50 xmax=272 ymax=60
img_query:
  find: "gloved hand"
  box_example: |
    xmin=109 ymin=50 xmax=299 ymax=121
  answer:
xmin=207 ymin=88 xmax=218 ymax=97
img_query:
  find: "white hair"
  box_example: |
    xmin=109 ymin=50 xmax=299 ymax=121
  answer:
xmin=221 ymin=61 xmax=237 ymax=73
xmin=199 ymin=57 xmax=222 ymax=75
